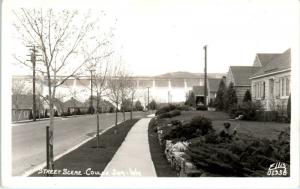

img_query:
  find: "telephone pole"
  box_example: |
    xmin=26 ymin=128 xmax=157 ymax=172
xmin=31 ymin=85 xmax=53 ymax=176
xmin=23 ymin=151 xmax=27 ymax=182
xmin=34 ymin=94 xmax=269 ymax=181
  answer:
xmin=27 ymin=46 xmax=40 ymax=121
xmin=203 ymin=45 xmax=207 ymax=106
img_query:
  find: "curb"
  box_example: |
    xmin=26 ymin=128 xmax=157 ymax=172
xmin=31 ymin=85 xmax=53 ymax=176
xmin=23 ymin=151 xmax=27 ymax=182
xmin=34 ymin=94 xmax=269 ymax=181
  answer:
xmin=21 ymin=121 xmax=122 ymax=177
xmin=12 ymin=114 xmax=94 ymax=125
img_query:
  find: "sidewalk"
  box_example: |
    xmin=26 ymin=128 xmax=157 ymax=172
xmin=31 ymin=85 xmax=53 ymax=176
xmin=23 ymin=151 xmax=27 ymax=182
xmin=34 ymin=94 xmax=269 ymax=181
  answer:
xmin=102 ymin=117 xmax=157 ymax=177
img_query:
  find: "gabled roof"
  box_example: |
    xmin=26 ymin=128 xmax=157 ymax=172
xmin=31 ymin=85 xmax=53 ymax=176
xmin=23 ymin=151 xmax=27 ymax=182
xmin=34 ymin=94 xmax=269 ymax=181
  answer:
xmin=208 ymin=78 xmax=221 ymax=92
xmin=251 ymin=49 xmax=291 ymax=78
xmin=63 ymin=97 xmax=84 ymax=108
xmin=229 ymin=66 xmax=260 ymax=86
xmin=256 ymin=53 xmax=281 ymax=67
xmin=12 ymin=94 xmax=44 ymax=109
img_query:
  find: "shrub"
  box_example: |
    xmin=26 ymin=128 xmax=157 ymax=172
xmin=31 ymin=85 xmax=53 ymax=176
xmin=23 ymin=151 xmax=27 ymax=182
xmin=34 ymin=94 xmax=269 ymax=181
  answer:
xmin=176 ymin=105 xmax=193 ymax=111
xmin=155 ymin=104 xmax=177 ymax=116
xmin=185 ymin=91 xmax=196 ymax=107
xmin=232 ymin=101 xmax=263 ymax=121
xmin=157 ymin=110 xmax=181 ymax=119
xmin=196 ymin=105 xmax=208 ymax=111
xmin=29 ymin=110 xmax=33 ymax=120
xmin=54 ymin=110 xmax=59 ymax=117
xmin=215 ymin=78 xmax=227 ymax=111
xmin=44 ymin=109 xmax=49 ymax=118
xmin=224 ymin=82 xmax=238 ymax=112
xmin=208 ymin=99 xmax=215 ymax=107
xmin=243 ymin=90 xmax=252 ymax=102
xmin=190 ymin=115 xmax=213 ymax=135
xmin=287 ymin=94 xmax=291 ymax=122
xmin=162 ymin=123 xmax=197 ymax=140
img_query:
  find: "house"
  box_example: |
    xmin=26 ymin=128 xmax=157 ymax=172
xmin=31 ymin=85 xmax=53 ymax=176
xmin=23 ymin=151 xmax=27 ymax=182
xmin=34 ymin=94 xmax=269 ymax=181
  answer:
xmin=63 ymin=97 xmax=86 ymax=113
xmin=192 ymin=78 xmax=222 ymax=105
xmin=249 ymin=49 xmax=291 ymax=111
xmin=12 ymin=94 xmax=44 ymax=121
xmin=207 ymin=78 xmax=222 ymax=103
xmin=83 ymin=96 xmax=115 ymax=113
xmin=226 ymin=66 xmax=260 ymax=103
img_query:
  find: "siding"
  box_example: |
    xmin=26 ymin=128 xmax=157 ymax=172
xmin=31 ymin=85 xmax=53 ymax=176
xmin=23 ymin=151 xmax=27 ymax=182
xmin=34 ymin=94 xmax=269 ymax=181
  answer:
xmin=235 ymin=86 xmax=250 ymax=104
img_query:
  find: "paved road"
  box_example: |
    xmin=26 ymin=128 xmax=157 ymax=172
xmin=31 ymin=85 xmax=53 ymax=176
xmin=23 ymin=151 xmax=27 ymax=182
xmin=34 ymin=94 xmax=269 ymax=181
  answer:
xmin=12 ymin=112 xmax=147 ymax=176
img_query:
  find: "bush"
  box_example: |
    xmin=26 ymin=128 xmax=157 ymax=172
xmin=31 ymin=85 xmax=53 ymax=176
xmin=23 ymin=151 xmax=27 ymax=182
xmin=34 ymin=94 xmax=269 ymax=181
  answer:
xmin=158 ymin=110 xmax=181 ymax=119
xmin=29 ymin=110 xmax=33 ymax=120
xmin=44 ymin=109 xmax=49 ymax=118
xmin=190 ymin=115 xmax=213 ymax=135
xmin=162 ymin=123 xmax=196 ymax=140
xmin=155 ymin=104 xmax=177 ymax=116
xmin=232 ymin=101 xmax=263 ymax=121
xmin=54 ymin=110 xmax=59 ymax=117
xmin=224 ymin=82 xmax=238 ymax=112
xmin=243 ymin=90 xmax=252 ymax=102
xmin=287 ymin=94 xmax=291 ymax=122
xmin=196 ymin=105 xmax=208 ymax=111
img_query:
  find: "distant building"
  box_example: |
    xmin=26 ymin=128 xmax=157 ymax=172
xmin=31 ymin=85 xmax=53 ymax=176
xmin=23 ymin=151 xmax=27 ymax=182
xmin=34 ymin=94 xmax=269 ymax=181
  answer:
xmin=12 ymin=71 xmax=225 ymax=105
xmin=249 ymin=49 xmax=291 ymax=111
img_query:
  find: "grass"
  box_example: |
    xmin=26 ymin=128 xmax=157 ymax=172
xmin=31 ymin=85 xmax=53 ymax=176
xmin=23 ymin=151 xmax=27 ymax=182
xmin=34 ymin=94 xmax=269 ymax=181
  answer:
xmin=31 ymin=119 xmax=139 ymax=177
xmin=169 ymin=111 xmax=289 ymax=140
xmin=148 ymin=120 xmax=178 ymax=177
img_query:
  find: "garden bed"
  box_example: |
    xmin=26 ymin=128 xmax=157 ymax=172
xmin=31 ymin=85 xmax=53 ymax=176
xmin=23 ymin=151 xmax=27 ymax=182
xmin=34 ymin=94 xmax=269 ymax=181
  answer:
xmin=149 ymin=107 xmax=290 ymax=177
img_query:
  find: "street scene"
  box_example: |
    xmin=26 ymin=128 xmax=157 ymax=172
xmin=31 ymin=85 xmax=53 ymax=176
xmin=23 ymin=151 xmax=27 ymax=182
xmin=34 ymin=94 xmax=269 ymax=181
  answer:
xmin=2 ymin=0 xmax=298 ymax=188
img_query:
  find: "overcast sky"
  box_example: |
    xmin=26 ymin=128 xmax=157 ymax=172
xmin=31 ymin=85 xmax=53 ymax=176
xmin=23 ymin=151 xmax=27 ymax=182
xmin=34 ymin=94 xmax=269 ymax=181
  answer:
xmin=4 ymin=0 xmax=298 ymax=76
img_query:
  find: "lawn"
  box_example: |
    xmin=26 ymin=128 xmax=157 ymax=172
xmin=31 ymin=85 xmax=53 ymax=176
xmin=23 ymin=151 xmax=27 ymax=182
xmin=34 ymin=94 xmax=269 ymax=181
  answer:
xmin=169 ymin=111 xmax=290 ymax=140
xmin=31 ymin=119 xmax=139 ymax=177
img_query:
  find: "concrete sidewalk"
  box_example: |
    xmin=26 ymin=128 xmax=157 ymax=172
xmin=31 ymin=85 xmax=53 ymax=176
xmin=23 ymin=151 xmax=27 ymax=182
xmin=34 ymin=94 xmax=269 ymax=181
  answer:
xmin=102 ymin=117 xmax=156 ymax=177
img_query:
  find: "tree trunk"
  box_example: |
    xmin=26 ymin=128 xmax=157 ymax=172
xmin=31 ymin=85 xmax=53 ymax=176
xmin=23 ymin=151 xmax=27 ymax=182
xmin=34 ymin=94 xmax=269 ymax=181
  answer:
xmin=122 ymin=99 xmax=125 ymax=123
xmin=130 ymin=93 xmax=133 ymax=120
xmin=47 ymin=74 xmax=54 ymax=170
xmin=96 ymin=93 xmax=100 ymax=149
xmin=115 ymin=102 xmax=118 ymax=127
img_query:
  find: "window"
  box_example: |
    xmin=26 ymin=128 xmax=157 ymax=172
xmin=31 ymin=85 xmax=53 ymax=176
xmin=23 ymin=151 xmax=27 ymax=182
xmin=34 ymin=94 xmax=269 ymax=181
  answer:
xmin=286 ymin=77 xmax=290 ymax=96
xmin=279 ymin=76 xmax=290 ymax=97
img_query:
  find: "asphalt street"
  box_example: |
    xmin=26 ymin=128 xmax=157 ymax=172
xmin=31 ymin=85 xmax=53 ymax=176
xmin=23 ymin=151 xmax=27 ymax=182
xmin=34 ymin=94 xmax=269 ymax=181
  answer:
xmin=12 ymin=112 xmax=147 ymax=176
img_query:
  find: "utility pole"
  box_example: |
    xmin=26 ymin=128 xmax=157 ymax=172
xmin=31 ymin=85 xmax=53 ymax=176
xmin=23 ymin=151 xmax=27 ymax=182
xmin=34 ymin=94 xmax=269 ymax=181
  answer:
xmin=26 ymin=46 xmax=40 ymax=121
xmin=89 ymin=69 xmax=95 ymax=114
xmin=203 ymin=45 xmax=207 ymax=106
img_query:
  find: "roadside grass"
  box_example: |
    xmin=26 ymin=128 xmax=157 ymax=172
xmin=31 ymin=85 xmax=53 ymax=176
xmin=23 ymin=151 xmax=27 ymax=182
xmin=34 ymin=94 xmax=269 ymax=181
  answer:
xmin=148 ymin=121 xmax=178 ymax=177
xmin=30 ymin=119 xmax=139 ymax=177
xmin=169 ymin=111 xmax=289 ymax=140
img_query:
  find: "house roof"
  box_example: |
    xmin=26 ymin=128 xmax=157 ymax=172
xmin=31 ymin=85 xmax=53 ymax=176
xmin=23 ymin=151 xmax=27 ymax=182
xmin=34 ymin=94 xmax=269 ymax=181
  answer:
xmin=208 ymin=78 xmax=221 ymax=92
xmin=256 ymin=53 xmax=280 ymax=67
xmin=83 ymin=97 xmax=115 ymax=108
xmin=12 ymin=94 xmax=44 ymax=109
xmin=229 ymin=66 xmax=260 ymax=86
xmin=192 ymin=86 xmax=205 ymax=96
xmin=63 ymin=97 xmax=84 ymax=108
xmin=251 ymin=49 xmax=291 ymax=78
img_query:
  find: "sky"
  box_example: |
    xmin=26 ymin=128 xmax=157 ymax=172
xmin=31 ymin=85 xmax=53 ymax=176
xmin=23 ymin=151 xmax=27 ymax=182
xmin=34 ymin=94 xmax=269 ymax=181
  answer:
xmin=4 ymin=0 xmax=298 ymax=76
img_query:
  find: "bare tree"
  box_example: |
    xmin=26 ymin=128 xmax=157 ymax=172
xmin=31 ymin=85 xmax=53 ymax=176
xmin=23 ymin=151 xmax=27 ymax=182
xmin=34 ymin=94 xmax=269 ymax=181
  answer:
xmin=13 ymin=8 xmax=112 ymax=169
xmin=107 ymin=62 xmax=123 ymax=127
xmin=119 ymin=72 xmax=132 ymax=122
xmin=83 ymin=47 xmax=113 ymax=148
xmin=128 ymin=79 xmax=137 ymax=120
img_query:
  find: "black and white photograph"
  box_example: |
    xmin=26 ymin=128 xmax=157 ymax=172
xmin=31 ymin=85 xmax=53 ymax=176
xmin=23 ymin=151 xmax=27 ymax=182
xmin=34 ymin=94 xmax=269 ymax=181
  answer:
xmin=1 ymin=0 xmax=299 ymax=188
